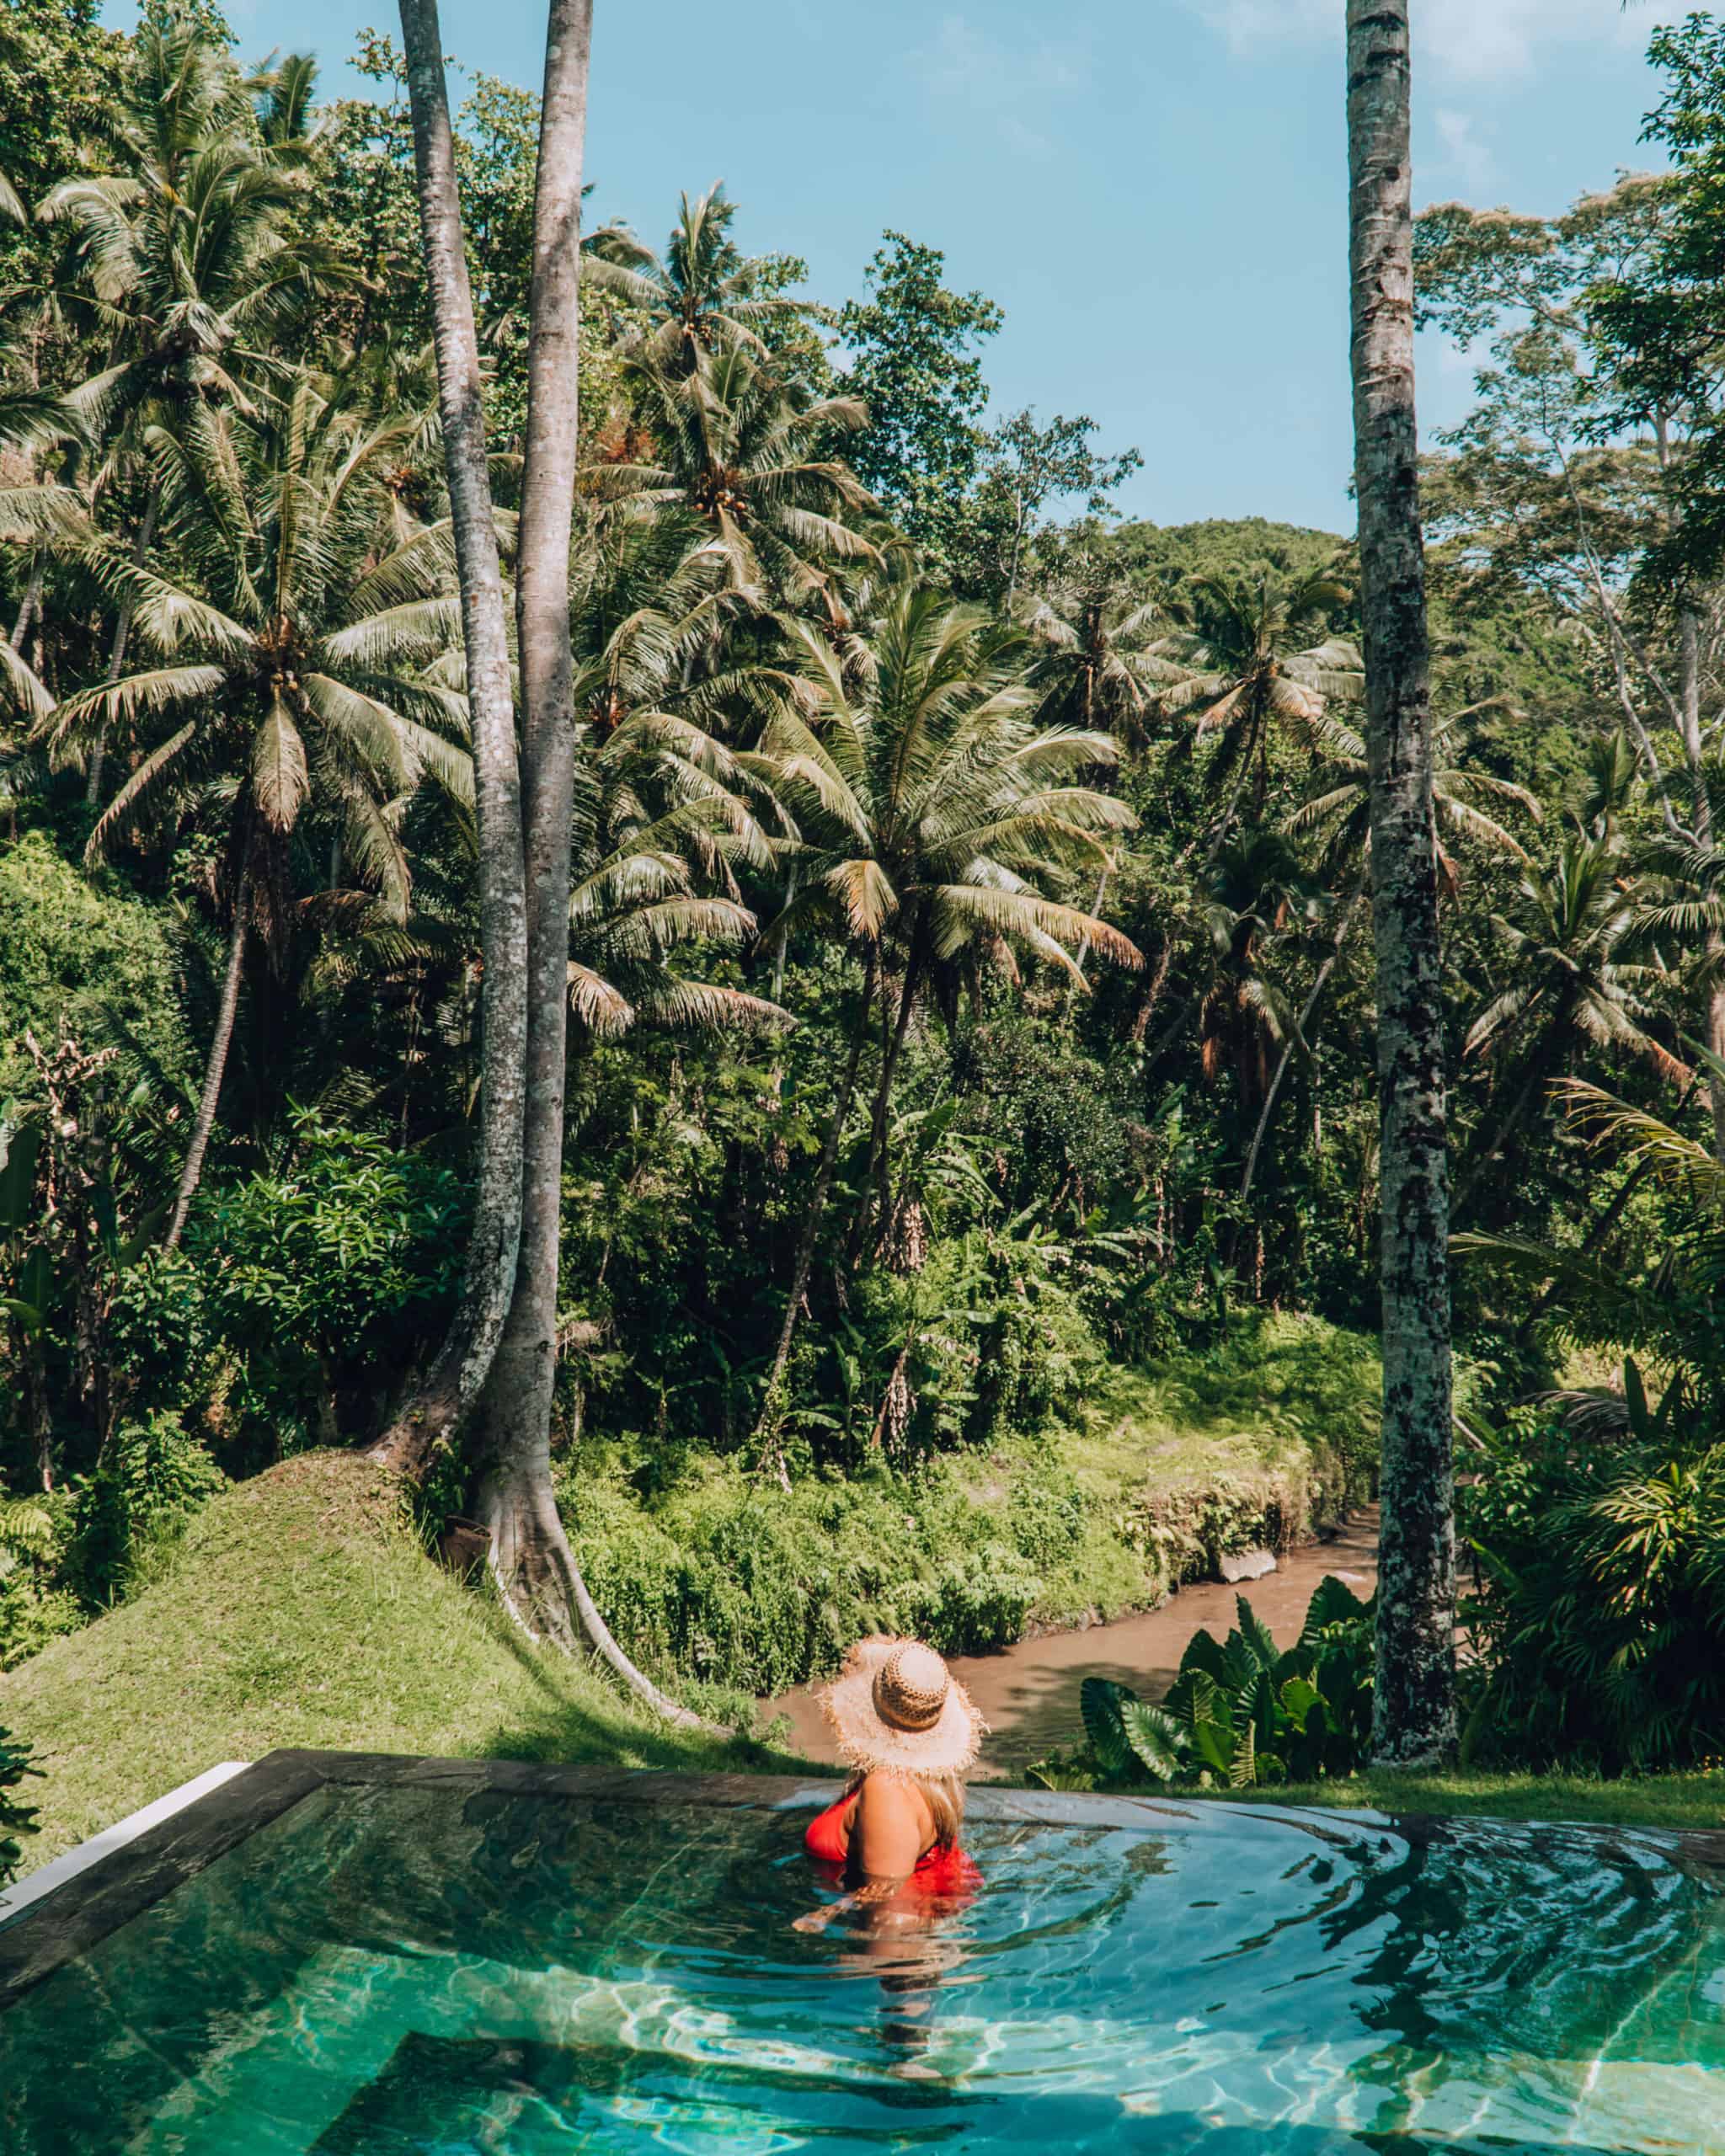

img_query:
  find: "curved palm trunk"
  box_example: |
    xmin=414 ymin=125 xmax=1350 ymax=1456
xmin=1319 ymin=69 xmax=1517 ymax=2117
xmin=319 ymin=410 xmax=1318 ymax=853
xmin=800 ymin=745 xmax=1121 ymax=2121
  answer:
xmin=86 ymin=481 xmax=160 ymax=809
xmin=753 ymin=950 xmax=879 ymax=1450
xmin=370 ymin=0 xmax=527 ymax=1480
xmin=163 ymin=870 xmax=248 ymax=1251
xmin=1348 ymin=0 xmax=1456 ymax=1769
xmin=1240 ymin=872 xmax=1368 ymax=1205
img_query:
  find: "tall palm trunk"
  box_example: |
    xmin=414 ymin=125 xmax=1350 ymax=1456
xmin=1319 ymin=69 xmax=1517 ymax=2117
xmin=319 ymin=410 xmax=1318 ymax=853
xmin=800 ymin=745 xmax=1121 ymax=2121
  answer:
xmin=1674 ymin=602 xmax=1725 ymax=1165
xmin=164 ymin=867 xmax=249 ymax=1251
xmin=371 ymin=0 xmax=528 ymax=1479
xmin=1347 ymin=0 xmax=1456 ymax=1768
xmin=85 ymin=481 xmax=160 ymax=809
xmin=754 ymin=950 xmax=879 ymax=1447
xmin=851 ymin=928 xmax=925 ymax=1262
xmin=9 ymin=558 xmax=42 ymax=653
xmin=470 ymin=0 xmax=692 ymax=1722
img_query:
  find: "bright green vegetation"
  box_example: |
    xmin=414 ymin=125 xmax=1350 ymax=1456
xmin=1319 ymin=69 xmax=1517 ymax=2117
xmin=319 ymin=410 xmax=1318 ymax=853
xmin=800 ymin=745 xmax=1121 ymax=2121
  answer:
xmin=3 ymin=1454 xmax=785 ymax=1863
xmin=6 ymin=0 xmax=1725 ymax=1838
xmin=562 ymin=1310 xmax=1379 ymax=1695
xmin=1181 ymin=1774 xmax=1725 ymax=1836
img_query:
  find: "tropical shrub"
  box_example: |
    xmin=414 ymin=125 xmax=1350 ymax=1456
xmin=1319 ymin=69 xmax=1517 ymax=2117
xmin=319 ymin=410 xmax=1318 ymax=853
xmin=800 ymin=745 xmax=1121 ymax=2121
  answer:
xmin=1460 ymin=1363 xmax=1725 ymax=1771
xmin=1034 ymin=1576 xmax=1375 ymax=1790
xmin=185 ymin=1118 xmax=466 ymax=1458
xmin=560 ymin=1449 xmax=1061 ymax=1693
xmin=0 ymin=1489 xmax=79 ymax=1671
xmin=66 ymin=1412 xmax=227 ymax=1604
xmin=0 ymin=1724 xmax=38 ymax=1887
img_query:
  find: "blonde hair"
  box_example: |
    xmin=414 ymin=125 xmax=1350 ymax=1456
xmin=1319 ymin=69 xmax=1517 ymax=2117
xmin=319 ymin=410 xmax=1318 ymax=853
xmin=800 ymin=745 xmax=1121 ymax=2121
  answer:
xmin=848 ymin=1768 xmax=967 ymax=1849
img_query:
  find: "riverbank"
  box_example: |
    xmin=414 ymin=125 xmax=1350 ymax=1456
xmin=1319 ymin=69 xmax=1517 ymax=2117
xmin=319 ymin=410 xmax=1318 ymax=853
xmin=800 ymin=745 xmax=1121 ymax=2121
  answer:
xmin=763 ymin=1508 xmax=1381 ymax=1774
xmin=562 ymin=1312 xmax=1383 ymax=1698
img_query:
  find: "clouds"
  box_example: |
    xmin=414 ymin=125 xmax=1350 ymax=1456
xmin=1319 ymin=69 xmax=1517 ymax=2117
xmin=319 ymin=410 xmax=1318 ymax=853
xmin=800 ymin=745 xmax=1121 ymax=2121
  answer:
xmin=1434 ymin=108 xmax=1493 ymax=190
xmin=1184 ymin=0 xmax=1688 ymax=85
xmin=908 ymin=14 xmax=1092 ymax=157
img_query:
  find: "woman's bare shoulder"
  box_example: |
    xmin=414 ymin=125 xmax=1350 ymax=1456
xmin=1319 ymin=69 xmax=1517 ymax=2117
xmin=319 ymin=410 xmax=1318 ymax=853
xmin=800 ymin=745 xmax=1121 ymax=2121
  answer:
xmin=852 ymin=1772 xmax=934 ymax=1875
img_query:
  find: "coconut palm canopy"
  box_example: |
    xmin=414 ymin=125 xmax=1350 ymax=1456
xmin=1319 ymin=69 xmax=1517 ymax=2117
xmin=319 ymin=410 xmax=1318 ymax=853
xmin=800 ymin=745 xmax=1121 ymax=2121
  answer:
xmin=590 ymin=344 xmax=879 ymax=600
xmin=1290 ymin=700 xmax=1541 ymax=886
xmin=1146 ymin=564 xmax=1363 ymax=814
xmin=756 ymin=582 xmax=1142 ymax=985
xmin=44 ymin=380 xmax=468 ymax=896
xmin=583 ymin=183 xmax=817 ymax=377
xmin=561 ymin=522 xmax=789 ymax=1041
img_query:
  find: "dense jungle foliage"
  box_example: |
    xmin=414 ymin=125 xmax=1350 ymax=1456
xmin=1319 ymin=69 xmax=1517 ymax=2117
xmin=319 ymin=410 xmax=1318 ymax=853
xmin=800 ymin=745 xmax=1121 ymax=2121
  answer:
xmin=7 ymin=0 xmax=1725 ymax=1795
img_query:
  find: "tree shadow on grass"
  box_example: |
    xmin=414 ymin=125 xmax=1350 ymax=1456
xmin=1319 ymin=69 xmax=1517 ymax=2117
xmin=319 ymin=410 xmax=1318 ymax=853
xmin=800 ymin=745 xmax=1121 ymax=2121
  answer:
xmin=469 ymin=1602 xmax=814 ymax=1778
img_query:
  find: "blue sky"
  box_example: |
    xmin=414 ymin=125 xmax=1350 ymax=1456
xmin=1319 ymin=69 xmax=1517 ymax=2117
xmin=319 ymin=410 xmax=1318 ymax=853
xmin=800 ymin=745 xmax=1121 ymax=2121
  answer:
xmin=113 ymin=0 xmax=1694 ymax=532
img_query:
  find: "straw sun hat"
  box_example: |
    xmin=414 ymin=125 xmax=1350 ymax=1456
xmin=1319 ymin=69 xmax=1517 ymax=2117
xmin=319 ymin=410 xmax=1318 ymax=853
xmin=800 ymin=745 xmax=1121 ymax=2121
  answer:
xmin=818 ymin=1636 xmax=987 ymax=1777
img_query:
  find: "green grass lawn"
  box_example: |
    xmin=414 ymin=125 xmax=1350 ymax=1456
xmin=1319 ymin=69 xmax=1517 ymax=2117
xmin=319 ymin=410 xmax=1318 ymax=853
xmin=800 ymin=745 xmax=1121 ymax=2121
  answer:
xmin=1172 ymin=1774 xmax=1725 ymax=1835
xmin=3 ymin=1451 xmax=795 ymax=1862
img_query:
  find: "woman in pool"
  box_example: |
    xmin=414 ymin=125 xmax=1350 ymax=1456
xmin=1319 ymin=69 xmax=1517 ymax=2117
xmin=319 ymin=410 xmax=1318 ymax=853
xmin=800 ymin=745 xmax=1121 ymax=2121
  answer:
xmin=793 ymin=1636 xmax=985 ymax=1934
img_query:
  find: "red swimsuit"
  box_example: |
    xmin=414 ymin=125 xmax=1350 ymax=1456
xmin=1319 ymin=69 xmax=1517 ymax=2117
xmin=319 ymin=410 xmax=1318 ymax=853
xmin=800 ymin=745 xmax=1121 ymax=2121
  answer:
xmin=804 ymin=1792 xmax=982 ymax=1897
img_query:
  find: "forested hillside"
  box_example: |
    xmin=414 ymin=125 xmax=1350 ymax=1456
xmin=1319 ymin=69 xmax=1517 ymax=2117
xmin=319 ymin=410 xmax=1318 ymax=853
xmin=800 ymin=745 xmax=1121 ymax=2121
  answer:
xmin=5 ymin=0 xmax=1725 ymax=1825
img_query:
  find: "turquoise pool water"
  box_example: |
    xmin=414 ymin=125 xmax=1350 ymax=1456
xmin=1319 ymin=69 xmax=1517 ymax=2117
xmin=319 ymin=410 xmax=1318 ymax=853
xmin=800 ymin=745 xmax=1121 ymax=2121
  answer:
xmin=4 ymin=1781 xmax=1725 ymax=2152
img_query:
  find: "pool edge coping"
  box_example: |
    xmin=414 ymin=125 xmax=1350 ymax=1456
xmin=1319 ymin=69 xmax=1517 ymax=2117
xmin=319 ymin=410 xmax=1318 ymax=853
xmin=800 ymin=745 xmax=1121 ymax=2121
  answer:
xmin=6 ymin=1748 xmax=1725 ymax=2012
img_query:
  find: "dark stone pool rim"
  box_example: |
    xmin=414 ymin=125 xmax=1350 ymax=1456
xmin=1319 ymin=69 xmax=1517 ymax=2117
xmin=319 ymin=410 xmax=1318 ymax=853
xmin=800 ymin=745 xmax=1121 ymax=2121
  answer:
xmin=5 ymin=1748 xmax=1722 ymax=2011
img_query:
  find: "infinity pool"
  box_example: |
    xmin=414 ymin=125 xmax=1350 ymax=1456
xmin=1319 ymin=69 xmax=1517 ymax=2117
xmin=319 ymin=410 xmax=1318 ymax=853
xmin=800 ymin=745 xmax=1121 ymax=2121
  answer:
xmin=3 ymin=1755 xmax=1724 ymax=2152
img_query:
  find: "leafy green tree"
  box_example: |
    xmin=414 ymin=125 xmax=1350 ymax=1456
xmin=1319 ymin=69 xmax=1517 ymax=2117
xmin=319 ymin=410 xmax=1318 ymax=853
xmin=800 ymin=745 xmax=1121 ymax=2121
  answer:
xmin=956 ymin=408 xmax=1141 ymax=603
xmin=838 ymin=231 xmax=1001 ymax=551
xmin=41 ymin=382 xmax=467 ymax=1245
xmin=1588 ymin=13 xmax=1725 ymax=584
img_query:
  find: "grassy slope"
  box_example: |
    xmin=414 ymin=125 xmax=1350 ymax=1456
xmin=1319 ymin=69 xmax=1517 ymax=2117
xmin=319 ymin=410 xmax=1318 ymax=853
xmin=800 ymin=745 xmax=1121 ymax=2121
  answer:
xmin=2 ymin=1453 xmax=789 ymax=1861
xmin=1183 ymin=1774 xmax=1725 ymax=1835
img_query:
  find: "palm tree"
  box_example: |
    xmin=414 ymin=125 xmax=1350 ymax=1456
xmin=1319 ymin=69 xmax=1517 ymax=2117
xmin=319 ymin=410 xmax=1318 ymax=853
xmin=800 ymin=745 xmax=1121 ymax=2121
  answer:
xmin=749 ymin=583 xmax=1140 ymax=1440
xmin=1237 ymin=702 xmax=1538 ymax=1203
xmin=1146 ymin=564 xmax=1361 ymax=846
xmin=1348 ymin=0 xmax=1455 ymax=1767
xmin=1021 ymin=555 xmax=1171 ymax=741
xmin=370 ymin=0 xmax=528 ymax=1489
xmin=561 ymin=529 xmax=787 ymax=1045
xmin=583 ymin=183 xmax=814 ymax=376
xmin=1461 ymin=832 xmax=1687 ymax=1215
xmin=35 ymin=13 xmax=339 ymax=802
xmin=40 ymin=382 xmax=468 ymax=1246
xmin=1195 ymin=829 xmax=1325 ymax=1116
xmin=1629 ymin=761 xmax=1725 ymax=1166
xmin=592 ymin=344 xmax=877 ymax=602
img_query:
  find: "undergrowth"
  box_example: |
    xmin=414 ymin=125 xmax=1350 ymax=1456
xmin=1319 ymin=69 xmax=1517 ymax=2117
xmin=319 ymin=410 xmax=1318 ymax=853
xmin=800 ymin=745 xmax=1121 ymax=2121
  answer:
xmin=561 ymin=1311 xmax=1383 ymax=1694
